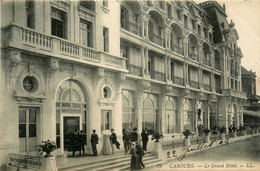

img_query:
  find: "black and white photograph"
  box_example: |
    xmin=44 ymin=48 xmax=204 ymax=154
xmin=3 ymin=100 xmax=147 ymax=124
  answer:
xmin=0 ymin=0 xmax=259 ymax=170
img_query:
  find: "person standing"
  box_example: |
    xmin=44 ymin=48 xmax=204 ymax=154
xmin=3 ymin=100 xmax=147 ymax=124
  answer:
xmin=110 ymin=129 xmax=120 ymax=154
xmin=141 ymin=129 xmax=148 ymax=151
xmin=101 ymin=129 xmax=113 ymax=155
xmin=130 ymin=142 xmax=142 ymax=170
xmin=136 ymin=141 xmax=145 ymax=169
xmin=123 ymin=129 xmax=131 ymax=154
xmin=90 ymin=129 xmax=99 ymax=156
xmin=131 ymin=128 xmax=138 ymax=142
xmin=79 ymin=130 xmax=86 ymax=155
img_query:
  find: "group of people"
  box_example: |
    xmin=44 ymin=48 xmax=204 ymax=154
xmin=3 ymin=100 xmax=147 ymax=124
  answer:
xmin=68 ymin=130 xmax=86 ymax=157
xmin=90 ymin=128 xmax=121 ymax=156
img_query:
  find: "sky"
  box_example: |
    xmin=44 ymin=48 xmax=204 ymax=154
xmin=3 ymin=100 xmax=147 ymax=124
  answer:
xmin=196 ymin=0 xmax=260 ymax=95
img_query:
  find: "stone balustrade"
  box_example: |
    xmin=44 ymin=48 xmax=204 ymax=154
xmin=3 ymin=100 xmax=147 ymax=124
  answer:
xmin=223 ymin=89 xmax=247 ymax=99
xmin=4 ymin=24 xmax=126 ymax=70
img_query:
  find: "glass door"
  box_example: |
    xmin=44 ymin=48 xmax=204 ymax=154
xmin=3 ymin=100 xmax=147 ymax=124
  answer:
xmin=63 ymin=117 xmax=80 ymax=150
xmin=19 ymin=107 xmax=39 ymax=153
xmin=101 ymin=110 xmax=112 ymax=132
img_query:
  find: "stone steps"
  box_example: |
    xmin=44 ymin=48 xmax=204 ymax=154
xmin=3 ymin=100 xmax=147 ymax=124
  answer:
xmin=59 ymin=151 xmax=166 ymax=171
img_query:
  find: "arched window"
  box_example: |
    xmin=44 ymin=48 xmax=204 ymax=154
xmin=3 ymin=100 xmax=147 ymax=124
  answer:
xmin=143 ymin=93 xmax=158 ymax=134
xmin=165 ymin=97 xmax=178 ymax=134
xmin=122 ymin=90 xmax=135 ymax=130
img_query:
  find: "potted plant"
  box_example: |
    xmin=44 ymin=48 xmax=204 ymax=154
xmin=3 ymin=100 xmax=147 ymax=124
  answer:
xmin=183 ymin=129 xmax=192 ymax=147
xmin=38 ymin=140 xmax=56 ymax=157
xmin=218 ymin=126 xmax=226 ymax=140
xmin=151 ymin=132 xmax=164 ymax=142
xmin=38 ymin=140 xmax=57 ymax=171
xmin=203 ymin=128 xmax=211 ymax=143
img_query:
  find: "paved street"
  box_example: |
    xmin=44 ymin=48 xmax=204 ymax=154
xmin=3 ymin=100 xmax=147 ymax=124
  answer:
xmin=148 ymin=135 xmax=260 ymax=170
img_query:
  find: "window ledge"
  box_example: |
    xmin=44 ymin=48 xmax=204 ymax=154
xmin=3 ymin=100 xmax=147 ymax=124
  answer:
xmin=102 ymin=6 xmax=110 ymax=14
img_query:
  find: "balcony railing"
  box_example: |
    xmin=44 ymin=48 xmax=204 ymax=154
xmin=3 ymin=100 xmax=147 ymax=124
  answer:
xmin=189 ymin=81 xmax=199 ymax=89
xmin=151 ymin=71 xmax=165 ymax=82
xmin=223 ymin=89 xmax=247 ymax=99
xmin=9 ymin=153 xmax=42 ymax=170
xmin=127 ymin=63 xmax=142 ymax=76
xmin=121 ymin=21 xmax=141 ymax=36
xmin=204 ymin=84 xmax=211 ymax=91
xmin=149 ymin=33 xmax=165 ymax=47
xmin=216 ymin=88 xmax=222 ymax=94
xmin=171 ymin=44 xmax=184 ymax=55
xmin=203 ymin=59 xmax=211 ymax=66
xmin=189 ymin=52 xmax=198 ymax=61
xmin=172 ymin=76 xmax=184 ymax=86
xmin=5 ymin=24 xmax=126 ymax=70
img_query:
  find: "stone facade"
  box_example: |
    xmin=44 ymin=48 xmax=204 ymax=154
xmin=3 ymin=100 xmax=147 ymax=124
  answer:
xmin=0 ymin=0 xmax=247 ymax=165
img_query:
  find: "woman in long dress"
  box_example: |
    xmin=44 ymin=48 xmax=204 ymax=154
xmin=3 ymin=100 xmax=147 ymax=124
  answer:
xmin=101 ymin=130 xmax=113 ymax=155
xmin=130 ymin=142 xmax=142 ymax=170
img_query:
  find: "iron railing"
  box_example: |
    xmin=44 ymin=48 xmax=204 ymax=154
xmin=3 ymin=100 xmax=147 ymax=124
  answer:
xmin=189 ymin=52 xmax=198 ymax=61
xmin=9 ymin=153 xmax=42 ymax=170
xmin=127 ymin=63 xmax=142 ymax=76
xmin=189 ymin=81 xmax=199 ymax=89
xmin=149 ymin=32 xmax=165 ymax=47
xmin=151 ymin=71 xmax=165 ymax=82
xmin=121 ymin=21 xmax=141 ymax=36
xmin=171 ymin=44 xmax=184 ymax=55
xmin=204 ymin=84 xmax=211 ymax=91
xmin=172 ymin=76 xmax=184 ymax=86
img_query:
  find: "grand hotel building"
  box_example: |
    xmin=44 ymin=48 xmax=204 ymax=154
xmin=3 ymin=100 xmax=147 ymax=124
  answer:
xmin=0 ymin=0 xmax=247 ymax=164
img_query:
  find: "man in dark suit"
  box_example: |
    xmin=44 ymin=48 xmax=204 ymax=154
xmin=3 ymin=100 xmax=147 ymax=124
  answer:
xmin=131 ymin=127 xmax=138 ymax=142
xmin=110 ymin=129 xmax=120 ymax=154
xmin=141 ymin=129 xmax=149 ymax=151
xmin=90 ymin=129 xmax=98 ymax=156
xmin=79 ymin=130 xmax=86 ymax=155
xmin=123 ymin=129 xmax=131 ymax=154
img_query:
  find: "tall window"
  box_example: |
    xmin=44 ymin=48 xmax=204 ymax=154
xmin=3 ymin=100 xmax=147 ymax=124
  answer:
xmin=198 ymin=24 xmax=201 ymax=35
xmin=26 ymin=0 xmax=35 ymax=29
xmin=103 ymin=0 xmax=108 ymax=7
xmin=80 ymin=19 xmax=93 ymax=48
xmin=143 ymin=93 xmax=159 ymax=135
xmin=80 ymin=0 xmax=95 ymax=11
xmin=103 ymin=27 xmax=109 ymax=52
xmin=122 ymin=90 xmax=135 ymax=130
xmin=121 ymin=6 xmax=128 ymax=29
xmin=165 ymin=97 xmax=178 ymax=134
xmin=184 ymin=15 xmax=188 ymax=28
xmin=51 ymin=7 xmax=67 ymax=39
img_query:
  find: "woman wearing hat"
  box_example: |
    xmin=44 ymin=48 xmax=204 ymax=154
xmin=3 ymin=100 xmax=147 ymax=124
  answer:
xmin=130 ymin=142 xmax=142 ymax=170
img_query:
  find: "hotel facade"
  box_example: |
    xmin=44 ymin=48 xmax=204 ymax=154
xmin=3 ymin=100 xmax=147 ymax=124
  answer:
xmin=0 ymin=0 xmax=247 ymax=165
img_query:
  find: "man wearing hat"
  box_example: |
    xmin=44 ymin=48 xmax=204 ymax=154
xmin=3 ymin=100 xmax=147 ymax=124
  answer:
xmin=90 ymin=129 xmax=99 ymax=156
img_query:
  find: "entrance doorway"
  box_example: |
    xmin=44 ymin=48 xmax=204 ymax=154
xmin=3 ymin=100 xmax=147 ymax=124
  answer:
xmin=63 ymin=116 xmax=80 ymax=150
xmin=19 ymin=107 xmax=40 ymax=153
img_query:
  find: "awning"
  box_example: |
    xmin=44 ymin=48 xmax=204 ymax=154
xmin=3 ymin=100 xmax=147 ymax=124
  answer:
xmin=243 ymin=110 xmax=260 ymax=118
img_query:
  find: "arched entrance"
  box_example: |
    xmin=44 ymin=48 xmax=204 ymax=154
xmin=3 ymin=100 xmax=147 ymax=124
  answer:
xmin=56 ymin=79 xmax=88 ymax=153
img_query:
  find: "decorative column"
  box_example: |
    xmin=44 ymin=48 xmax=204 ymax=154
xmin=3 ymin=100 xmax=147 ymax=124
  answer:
xmin=184 ymin=63 xmax=188 ymax=86
xmin=134 ymin=90 xmax=143 ymax=135
xmin=198 ymin=44 xmax=203 ymax=64
xmin=210 ymin=51 xmax=215 ymax=68
xmin=183 ymin=35 xmax=189 ymax=57
xmin=144 ymin=48 xmax=149 ymax=76
xmin=141 ymin=47 xmax=145 ymax=77
xmin=167 ymin=57 xmax=171 ymax=82
xmin=164 ymin=25 xmax=172 ymax=49
xmin=164 ymin=56 xmax=168 ymax=82
xmin=211 ymin=73 xmax=215 ymax=93
xmin=141 ymin=12 xmax=150 ymax=39
xmin=198 ymin=68 xmax=203 ymax=90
